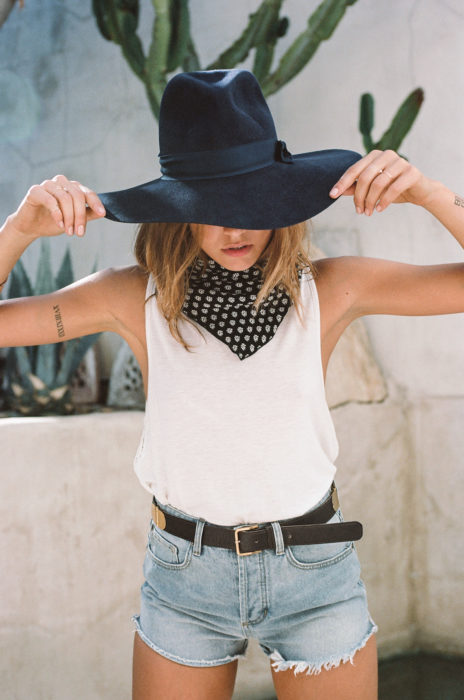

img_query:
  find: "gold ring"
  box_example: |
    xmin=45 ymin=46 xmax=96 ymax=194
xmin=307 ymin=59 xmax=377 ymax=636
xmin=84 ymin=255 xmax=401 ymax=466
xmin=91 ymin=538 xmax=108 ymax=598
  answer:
xmin=378 ymin=169 xmax=384 ymax=174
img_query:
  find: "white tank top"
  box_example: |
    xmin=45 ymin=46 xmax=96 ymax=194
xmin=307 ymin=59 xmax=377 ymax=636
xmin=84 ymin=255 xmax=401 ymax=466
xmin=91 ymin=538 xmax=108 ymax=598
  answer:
xmin=134 ymin=269 xmax=339 ymax=526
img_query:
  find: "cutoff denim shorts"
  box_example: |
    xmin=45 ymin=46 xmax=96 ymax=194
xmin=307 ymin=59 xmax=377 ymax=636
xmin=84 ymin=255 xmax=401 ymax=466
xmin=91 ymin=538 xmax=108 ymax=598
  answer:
xmin=132 ymin=487 xmax=378 ymax=676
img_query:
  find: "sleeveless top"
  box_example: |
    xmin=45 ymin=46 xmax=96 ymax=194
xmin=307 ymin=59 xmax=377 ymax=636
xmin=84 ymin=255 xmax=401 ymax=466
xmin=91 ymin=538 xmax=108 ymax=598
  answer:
xmin=133 ymin=268 xmax=339 ymax=526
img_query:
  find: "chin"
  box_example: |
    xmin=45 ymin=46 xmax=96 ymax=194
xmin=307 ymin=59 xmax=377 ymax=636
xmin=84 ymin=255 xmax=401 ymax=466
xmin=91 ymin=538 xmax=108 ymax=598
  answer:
xmin=218 ymin=256 xmax=258 ymax=271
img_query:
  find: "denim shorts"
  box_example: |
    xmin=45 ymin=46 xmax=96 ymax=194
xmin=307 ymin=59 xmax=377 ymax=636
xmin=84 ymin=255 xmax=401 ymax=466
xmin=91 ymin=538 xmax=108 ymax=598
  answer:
xmin=132 ymin=487 xmax=378 ymax=676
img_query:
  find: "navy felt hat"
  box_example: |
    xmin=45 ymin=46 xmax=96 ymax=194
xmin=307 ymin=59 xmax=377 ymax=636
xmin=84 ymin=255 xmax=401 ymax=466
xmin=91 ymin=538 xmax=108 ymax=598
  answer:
xmin=98 ymin=69 xmax=362 ymax=229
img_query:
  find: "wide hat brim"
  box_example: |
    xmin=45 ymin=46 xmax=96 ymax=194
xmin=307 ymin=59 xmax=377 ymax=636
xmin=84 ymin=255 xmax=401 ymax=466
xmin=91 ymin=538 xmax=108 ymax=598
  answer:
xmin=98 ymin=148 xmax=362 ymax=230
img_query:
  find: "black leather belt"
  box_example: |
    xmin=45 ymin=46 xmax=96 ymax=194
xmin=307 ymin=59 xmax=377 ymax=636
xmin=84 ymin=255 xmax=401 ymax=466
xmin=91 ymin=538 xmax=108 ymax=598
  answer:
xmin=151 ymin=483 xmax=363 ymax=556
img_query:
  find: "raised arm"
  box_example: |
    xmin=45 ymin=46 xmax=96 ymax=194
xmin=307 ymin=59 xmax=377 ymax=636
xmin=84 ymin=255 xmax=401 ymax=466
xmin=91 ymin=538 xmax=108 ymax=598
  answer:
xmin=0 ymin=175 xmax=143 ymax=350
xmin=325 ymin=150 xmax=464 ymax=319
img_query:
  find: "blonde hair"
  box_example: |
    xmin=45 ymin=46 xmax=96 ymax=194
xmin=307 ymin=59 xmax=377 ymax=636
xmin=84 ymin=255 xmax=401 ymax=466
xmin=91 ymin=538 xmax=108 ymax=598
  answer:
xmin=134 ymin=222 xmax=317 ymax=352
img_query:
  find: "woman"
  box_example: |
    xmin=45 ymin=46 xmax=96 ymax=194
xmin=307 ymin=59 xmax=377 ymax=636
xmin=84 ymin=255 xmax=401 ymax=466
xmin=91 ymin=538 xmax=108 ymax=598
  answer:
xmin=1 ymin=70 xmax=463 ymax=700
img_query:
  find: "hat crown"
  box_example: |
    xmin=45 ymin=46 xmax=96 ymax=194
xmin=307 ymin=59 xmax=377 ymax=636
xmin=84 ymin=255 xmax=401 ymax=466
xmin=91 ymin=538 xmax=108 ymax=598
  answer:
xmin=158 ymin=69 xmax=277 ymax=156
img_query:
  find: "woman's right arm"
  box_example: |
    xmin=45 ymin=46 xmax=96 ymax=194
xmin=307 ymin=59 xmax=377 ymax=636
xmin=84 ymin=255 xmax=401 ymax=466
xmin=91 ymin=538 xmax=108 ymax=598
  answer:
xmin=0 ymin=175 xmax=124 ymax=349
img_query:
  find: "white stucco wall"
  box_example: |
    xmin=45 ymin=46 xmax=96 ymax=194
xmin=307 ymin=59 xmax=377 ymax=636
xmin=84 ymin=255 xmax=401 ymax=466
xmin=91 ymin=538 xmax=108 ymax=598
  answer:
xmin=1 ymin=0 xmax=463 ymax=698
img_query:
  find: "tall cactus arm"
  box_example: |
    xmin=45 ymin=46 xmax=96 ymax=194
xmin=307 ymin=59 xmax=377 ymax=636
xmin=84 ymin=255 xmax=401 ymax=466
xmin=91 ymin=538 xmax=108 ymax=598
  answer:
xmin=261 ymin=0 xmax=358 ymax=97
xmin=253 ymin=44 xmax=275 ymax=84
xmin=251 ymin=0 xmax=285 ymax=46
xmin=375 ymin=87 xmax=424 ymax=152
xmin=206 ymin=0 xmax=281 ymax=71
xmin=145 ymin=0 xmax=172 ymax=119
xmin=359 ymin=92 xmax=375 ymax=152
xmin=92 ymin=0 xmax=145 ymax=79
xmin=182 ymin=35 xmax=201 ymax=72
xmin=252 ymin=5 xmax=288 ymax=83
xmin=167 ymin=0 xmax=190 ymax=72
xmin=92 ymin=0 xmax=113 ymax=41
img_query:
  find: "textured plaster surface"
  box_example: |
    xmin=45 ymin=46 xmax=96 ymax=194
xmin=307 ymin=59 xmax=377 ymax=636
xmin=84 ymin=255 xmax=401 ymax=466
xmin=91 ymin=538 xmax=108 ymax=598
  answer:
xmin=1 ymin=0 xmax=463 ymax=698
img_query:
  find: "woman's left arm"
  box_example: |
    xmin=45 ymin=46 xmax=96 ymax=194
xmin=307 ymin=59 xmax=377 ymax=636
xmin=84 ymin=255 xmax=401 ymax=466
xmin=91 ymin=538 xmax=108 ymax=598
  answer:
xmin=327 ymin=149 xmax=464 ymax=318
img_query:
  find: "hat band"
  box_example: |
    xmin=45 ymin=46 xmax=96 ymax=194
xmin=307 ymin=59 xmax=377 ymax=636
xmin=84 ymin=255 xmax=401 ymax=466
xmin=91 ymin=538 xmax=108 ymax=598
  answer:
xmin=159 ymin=139 xmax=293 ymax=181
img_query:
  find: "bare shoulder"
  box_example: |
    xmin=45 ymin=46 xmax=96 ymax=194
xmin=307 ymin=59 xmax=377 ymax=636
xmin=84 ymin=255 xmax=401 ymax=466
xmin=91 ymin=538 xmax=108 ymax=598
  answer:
xmin=86 ymin=264 xmax=147 ymax=314
xmin=0 ymin=264 xmax=149 ymax=351
xmin=93 ymin=264 xmax=147 ymax=296
xmin=311 ymin=256 xmax=360 ymax=326
xmin=95 ymin=264 xmax=148 ymax=327
xmin=68 ymin=264 xmax=148 ymax=338
xmin=312 ymin=255 xmax=365 ymax=285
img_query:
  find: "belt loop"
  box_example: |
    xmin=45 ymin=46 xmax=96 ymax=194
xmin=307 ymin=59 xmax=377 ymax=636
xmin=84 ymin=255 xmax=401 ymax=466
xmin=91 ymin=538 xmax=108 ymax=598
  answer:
xmin=271 ymin=521 xmax=285 ymax=556
xmin=193 ymin=518 xmax=205 ymax=556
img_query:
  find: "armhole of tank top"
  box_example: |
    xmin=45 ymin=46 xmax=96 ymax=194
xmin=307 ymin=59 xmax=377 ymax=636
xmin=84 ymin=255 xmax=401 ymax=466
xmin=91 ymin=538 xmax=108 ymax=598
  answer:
xmin=146 ymin=273 xmax=156 ymax=301
xmin=303 ymin=270 xmax=325 ymax=381
xmin=134 ymin=275 xmax=156 ymax=468
xmin=302 ymin=268 xmax=319 ymax=324
xmin=144 ymin=274 xmax=156 ymax=371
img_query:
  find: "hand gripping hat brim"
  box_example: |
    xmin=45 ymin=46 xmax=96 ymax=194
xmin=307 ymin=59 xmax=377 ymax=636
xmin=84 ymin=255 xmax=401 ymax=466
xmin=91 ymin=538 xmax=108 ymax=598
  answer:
xmin=98 ymin=69 xmax=362 ymax=230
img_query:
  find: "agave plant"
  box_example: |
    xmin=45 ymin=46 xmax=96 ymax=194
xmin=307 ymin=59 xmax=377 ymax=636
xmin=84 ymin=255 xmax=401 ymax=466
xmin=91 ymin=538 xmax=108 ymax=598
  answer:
xmin=1 ymin=240 xmax=100 ymax=415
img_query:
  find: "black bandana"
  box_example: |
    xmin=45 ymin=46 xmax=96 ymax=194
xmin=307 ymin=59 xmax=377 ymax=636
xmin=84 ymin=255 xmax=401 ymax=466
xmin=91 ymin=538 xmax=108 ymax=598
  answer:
xmin=181 ymin=256 xmax=302 ymax=360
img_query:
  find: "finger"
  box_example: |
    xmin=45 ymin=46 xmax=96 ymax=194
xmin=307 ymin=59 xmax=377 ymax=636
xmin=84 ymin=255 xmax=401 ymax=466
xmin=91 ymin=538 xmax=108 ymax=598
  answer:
xmin=363 ymin=156 xmax=405 ymax=215
xmin=62 ymin=182 xmax=89 ymax=237
xmin=352 ymin=151 xmax=402 ymax=214
xmin=376 ymin=165 xmax=418 ymax=212
xmin=329 ymin=150 xmax=382 ymax=198
xmin=44 ymin=178 xmax=75 ymax=235
xmin=339 ymin=184 xmax=357 ymax=196
xmin=26 ymin=185 xmax=65 ymax=230
xmin=72 ymin=183 xmax=106 ymax=219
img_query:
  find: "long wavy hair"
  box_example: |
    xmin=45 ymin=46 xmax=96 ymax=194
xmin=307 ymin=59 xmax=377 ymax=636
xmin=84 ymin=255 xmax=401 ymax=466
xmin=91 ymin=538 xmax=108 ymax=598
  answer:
xmin=134 ymin=222 xmax=317 ymax=353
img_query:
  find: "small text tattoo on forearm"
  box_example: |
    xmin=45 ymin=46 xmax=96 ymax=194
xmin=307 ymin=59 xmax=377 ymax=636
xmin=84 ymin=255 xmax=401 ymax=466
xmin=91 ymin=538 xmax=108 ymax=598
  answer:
xmin=454 ymin=195 xmax=464 ymax=208
xmin=53 ymin=304 xmax=65 ymax=338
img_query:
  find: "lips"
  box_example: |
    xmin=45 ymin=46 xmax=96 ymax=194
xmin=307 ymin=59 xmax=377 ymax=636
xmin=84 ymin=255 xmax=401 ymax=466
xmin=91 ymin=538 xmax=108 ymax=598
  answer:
xmin=223 ymin=244 xmax=250 ymax=250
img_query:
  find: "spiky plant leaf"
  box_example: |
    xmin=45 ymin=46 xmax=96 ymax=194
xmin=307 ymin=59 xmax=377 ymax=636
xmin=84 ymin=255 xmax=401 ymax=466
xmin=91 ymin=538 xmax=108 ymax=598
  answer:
xmin=8 ymin=258 xmax=33 ymax=299
xmin=35 ymin=239 xmax=55 ymax=296
xmin=55 ymin=247 xmax=74 ymax=290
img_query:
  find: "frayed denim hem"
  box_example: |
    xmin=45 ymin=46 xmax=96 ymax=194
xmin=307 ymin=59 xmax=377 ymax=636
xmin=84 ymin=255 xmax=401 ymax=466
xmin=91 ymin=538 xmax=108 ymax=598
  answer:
xmin=132 ymin=614 xmax=248 ymax=668
xmin=269 ymin=616 xmax=378 ymax=677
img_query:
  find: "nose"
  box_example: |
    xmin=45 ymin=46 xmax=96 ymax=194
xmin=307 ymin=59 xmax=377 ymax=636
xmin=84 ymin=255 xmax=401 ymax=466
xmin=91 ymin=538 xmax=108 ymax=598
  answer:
xmin=223 ymin=229 xmax=248 ymax=244
xmin=223 ymin=227 xmax=246 ymax=236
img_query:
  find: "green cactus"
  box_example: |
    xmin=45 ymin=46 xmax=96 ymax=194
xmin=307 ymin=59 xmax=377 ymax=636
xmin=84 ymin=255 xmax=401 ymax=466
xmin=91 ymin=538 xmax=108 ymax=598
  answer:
xmin=260 ymin=0 xmax=357 ymax=96
xmin=359 ymin=88 xmax=424 ymax=155
xmin=1 ymin=241 xmax=100 ymax=416
xmin=167 ymin=0 xmax=190 ymax=73
xmin=91 ymin=0 xmax=360 ymax=120
xmin=91 ymin=0 xmax=424 ymax=156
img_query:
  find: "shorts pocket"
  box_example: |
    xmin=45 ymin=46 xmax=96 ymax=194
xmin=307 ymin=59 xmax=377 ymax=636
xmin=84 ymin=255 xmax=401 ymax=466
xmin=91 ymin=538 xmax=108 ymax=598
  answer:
xmin=146 ymin=520 xmax=193 ymax=570
xmin=285 ymin=509 xmax=354 ymax=570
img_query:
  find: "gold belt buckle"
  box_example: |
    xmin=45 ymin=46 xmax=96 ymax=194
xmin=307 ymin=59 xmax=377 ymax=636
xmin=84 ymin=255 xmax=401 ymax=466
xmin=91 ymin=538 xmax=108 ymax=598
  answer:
xmin=151 ymin=503 xmax=166 ymax=530
xmin=234 ymin=524 xmax=259 ymax=556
